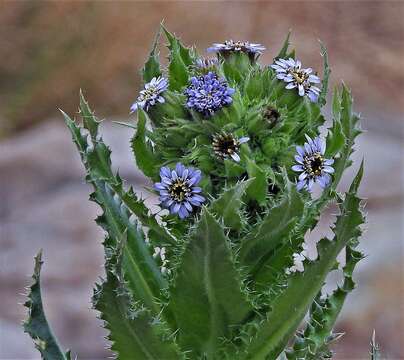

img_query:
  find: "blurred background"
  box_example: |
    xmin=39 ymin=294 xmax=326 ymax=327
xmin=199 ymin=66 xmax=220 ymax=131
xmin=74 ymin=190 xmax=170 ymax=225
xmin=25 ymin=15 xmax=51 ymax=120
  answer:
xmin=0 ymin=1 xmax=403 ymax=359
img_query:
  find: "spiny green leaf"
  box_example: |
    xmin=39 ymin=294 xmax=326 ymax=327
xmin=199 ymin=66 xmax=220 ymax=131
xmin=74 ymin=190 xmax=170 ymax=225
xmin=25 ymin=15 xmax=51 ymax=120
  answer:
xmin=148 ymin=90 xmax=188 ymax=127
xmin=162 ymin=25 xmax=191 ymax=91
xmin=244 ymin=69 xmax=265 ymax=101
xmin=93 ymin=244 xmax=183 ymax=360
xmin=142 ymin=27 xmax=162 ymax=83
xmin=325 ymin=116 xmax=344 ymax=158
xmin=167 ymin=209 xmax=253 ymax=357
xmin=224 ymin=158 xmax=245 ymax=178
xmin=210 ymin=179 xmax=252 ymax=231
xmin=275 ymin=30 xmax=292 ymax=60
xmin=245 ymin=159 xmax=267 ymax=205
xmin=62 ymin=102 xmax=169 ymax=312
xmin=79 ymin=89 xmax=100 ymax=139
xmin=222 ymin=52 xmax=251 ymax=84
xmin=332 ymin=84 xmax=362 ymax=189
xmin=287 ymin=242 xmax=364 ymax=359
xmin=94 ymin=182 xmax=167 ymax=312
xmin=123 ymin=186 xmax=177 ymax=246
xmin=318 ymin=41 xmax=331 ymax=107
xmin=24 ymin=251 xmax=71 ymax=360
xmin=131 ymin=109 xmax=159 ymax=178
xmin=161 ymin=24 xmax=194 ymax=66
xmin=235 ymin=165 xmax=364 ymax=360
xmin=239 ymin=175 xmax=304 ymax=274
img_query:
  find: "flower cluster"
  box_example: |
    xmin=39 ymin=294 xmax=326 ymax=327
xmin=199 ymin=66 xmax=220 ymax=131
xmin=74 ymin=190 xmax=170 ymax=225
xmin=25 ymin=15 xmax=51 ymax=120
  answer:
xmin=136 ymin=42 xmax=334 ymax=218
xmin=130 ymin=76 xmax=168 ymax=112
xmin=208 ymin=40 xmax=265 ymax=58
xmin=212 ymin=133 xmax=249 ymax=162
xmin=271 ymin=58 xmax=321 ymax=102
xmin=184 ymin=72 xmax=234 ymax=117
xmin=292 ymin=135 xmax=334 ymax=191
xmin=154 ymin=163 xmax=205 ymax=219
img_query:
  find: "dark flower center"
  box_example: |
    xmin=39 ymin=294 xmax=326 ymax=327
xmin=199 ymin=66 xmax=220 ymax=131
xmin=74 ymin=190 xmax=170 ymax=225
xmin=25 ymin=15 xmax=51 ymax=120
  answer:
xmin=213 ymin=134 xmax=239 ymax=157
xmin=139 ymin=87 xmax=158 ymax=101
xmin=304 ymin=153 xmax=324 ymax=177
xmin=169 ymin=180 xmax=190 ymax=202
xmin=292 ymin=69 xmax=309 ymax=84
xmin=263 ymin=106 xmax=280 ymax=127
xmin=225 ymin=40 xmax=247 ymax=50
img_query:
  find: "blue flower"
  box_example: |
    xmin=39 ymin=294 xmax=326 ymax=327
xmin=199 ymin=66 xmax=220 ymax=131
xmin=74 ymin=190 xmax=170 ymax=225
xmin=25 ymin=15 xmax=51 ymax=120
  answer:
xmin=207 ymin=40 xmax=265 ymax=56
xmin=154 ymin=163 xmax=205 ymax=219
xmin=185 ymin=72 xmax=234 ymax=117
xmin=130 ymin=76 xmax=168 ymax=112
xmin=292 ymin=135 xmax=334 ymax=191
xmin=271 ymin=58 xmax=321 ymax=103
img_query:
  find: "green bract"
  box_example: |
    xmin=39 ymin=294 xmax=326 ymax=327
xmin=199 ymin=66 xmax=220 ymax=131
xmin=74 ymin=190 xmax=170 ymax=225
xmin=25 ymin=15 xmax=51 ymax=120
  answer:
xmin=24 ymin=26 xmax=369 ymax=359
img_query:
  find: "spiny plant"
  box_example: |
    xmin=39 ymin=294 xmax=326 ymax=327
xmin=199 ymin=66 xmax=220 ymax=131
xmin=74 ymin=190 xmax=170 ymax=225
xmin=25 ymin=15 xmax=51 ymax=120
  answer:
xmin=24 ymin=26 xmax=372 ymax=359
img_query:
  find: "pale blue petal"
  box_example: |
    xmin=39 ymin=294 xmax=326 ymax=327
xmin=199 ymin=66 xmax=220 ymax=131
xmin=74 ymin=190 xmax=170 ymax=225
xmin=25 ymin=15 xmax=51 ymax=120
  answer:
xmin=292 ymin=165 xmax=304 ymax=172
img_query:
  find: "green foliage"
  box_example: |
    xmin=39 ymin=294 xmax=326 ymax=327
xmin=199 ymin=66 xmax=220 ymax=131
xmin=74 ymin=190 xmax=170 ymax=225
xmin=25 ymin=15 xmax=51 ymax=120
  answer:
xmin=330 ymin=84 xmax=362 ymax=188
xmin=25 ymin=26 xmax=367 ymax=360
xmin=130 ymin=108 xmax=160 ymax=178
xmin=62 ymin=94 xmax=169 ymax=313
xmin=239 ymin=173 xmax=304 ymax=275
xmin=167 ymin=209 xmax=253 ymax=357
xmin=286 ymin=163 xmax=365 ymax=360
xmin=210 ymin=179 xmax=252 ymax=231
xmin=230 ymin=164 xmax=365 ymax=360
xmin=93 ymin=236 xmax=184 ymax=360
xmin=142 ymin=27 xmax=162 ymax=83
xmin=318 ymin=42 xmax=331 ymax=106
xmin=23 ymin=251 xmax=71 ymax=360
xmin=162 ymin=25 xmax=193 ymax=91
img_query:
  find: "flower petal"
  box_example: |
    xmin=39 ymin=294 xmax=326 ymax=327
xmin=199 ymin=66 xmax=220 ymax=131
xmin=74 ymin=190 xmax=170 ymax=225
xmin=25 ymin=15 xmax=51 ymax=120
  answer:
xmin=231 ymin=152 xmax=241 ymax=162
xmin=307 ymin=178 xmax=315 ymax=192
xmin=295 ymin=155 xmax=304 ymax=164
xmin=154 ymin=182 xmax=166 ymax=191
xmin=324 ymin=158 xmax=334 ymax=166
xmin=292 ymin=165 xmax=304 ymax=172
xmin=160 ymin=167 xmax=171 ymax=178
xmin=296 ymin=180 xmax=306 ymax=191
xmin=299 ymin=172 xmax=308 ymax=181
xmin=175 ymin=163 xmax=185 ymax=177
xmin=178 ymin=205 xmax=189 ymax=219
xmin=323 ymin=166 xmax=335 ymax=174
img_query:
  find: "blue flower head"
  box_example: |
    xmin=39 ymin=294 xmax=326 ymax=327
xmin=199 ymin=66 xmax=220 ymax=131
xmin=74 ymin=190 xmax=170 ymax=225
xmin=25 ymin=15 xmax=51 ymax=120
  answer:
xmin=271 ymin=58 xmax=321 ymax=103
xmin=292 ymin=135 xmax=334 ymax=192
xmin=185 ymin=72 xmax=235 ymax=117
xmin=130 ymin=76 xmax=168 ymax=113
xmin=154 ymin=163 xmax=205 ymax=219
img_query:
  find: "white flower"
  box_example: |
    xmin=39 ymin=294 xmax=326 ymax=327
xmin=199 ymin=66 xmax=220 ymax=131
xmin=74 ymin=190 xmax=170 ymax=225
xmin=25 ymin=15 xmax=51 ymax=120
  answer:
xmin=286 ymin=243 xmax=309 ymax=274
xmin=152 ymin=246 xmax=171 ymax=275
xmin=130 ymin=76 xmax=168 ymax=112
xmin=271 ymin=58 xmax=321 ymax=103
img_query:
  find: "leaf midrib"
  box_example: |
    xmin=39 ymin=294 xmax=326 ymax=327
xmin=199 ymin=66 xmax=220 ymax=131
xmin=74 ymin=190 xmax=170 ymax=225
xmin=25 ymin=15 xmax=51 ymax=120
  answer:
xmin=203 ymin=214 xmax=220 ymax=358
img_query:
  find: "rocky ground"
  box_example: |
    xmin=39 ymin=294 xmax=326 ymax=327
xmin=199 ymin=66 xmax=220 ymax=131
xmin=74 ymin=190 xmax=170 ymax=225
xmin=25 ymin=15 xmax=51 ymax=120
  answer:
xmin=0 ymin=117 xmax=402 ymax=359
